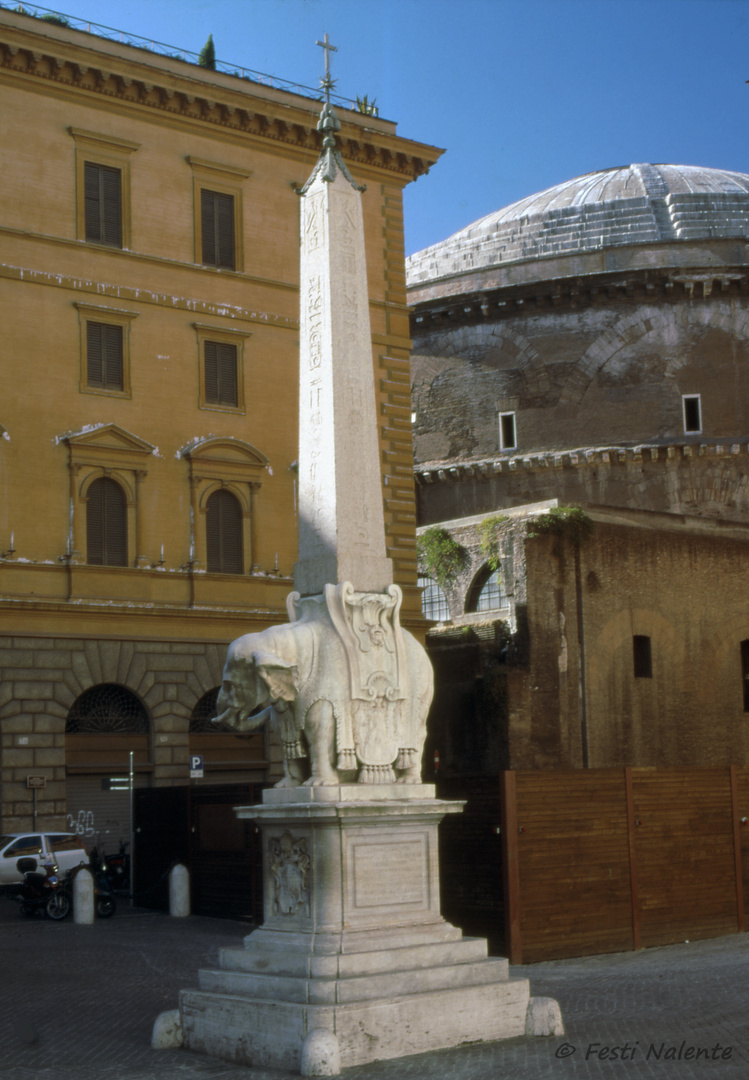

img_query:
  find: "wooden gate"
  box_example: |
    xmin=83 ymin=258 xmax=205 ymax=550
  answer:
xmin=499 ymin=767 xmax=748 ymax=963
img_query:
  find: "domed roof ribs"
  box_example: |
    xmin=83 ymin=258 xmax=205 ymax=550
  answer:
xmin=633 ymin=163 xmax=677 ymax=240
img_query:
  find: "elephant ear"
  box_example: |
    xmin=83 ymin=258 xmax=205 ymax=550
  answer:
xmin=253 ymin=649 xmax=300 ymax=703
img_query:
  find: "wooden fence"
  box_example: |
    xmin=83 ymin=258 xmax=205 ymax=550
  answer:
xmin=499 ymin=767 xmax=749 ymax=963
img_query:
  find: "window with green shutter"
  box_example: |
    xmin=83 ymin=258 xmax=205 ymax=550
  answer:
xmin=201 ymin=189 xmax=235 ymax=269
xmin=86 ymin=477 xmax=128 ymax=566
xmin=84 ymin=162 xmax=122 ymax=247
xmin=206 ymin=489 xmax=243 ymax=574
xmin=86 ymin=322 xmax=124 ymax=390
xmin=204 ymin=341 xmax=238 ymax=406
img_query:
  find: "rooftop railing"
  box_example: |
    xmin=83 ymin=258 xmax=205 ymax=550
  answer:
xmin=2 ymin=1 xmax=364 ymax=111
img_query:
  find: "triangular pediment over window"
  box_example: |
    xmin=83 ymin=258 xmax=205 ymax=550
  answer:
xmin=63 ymin=424 xmax=156 ymax=457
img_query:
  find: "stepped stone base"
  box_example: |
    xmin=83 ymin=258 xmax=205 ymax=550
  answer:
xmin=179 ymin=786 xmax=544 ymax=1074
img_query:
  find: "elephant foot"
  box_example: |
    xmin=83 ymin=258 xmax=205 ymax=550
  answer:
xmin=396 ymin=769 xmax=421 ymax=784
xmin=302 ymin=774 xmax=339 ymax=787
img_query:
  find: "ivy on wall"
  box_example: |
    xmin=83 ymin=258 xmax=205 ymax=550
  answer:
xmin=417 ymin=526 xmax=467 ymax=590
xmin=477 ymin=514 xmax=509 ymax=572
xmin=527 ymin=506 xmax=593 ymax=546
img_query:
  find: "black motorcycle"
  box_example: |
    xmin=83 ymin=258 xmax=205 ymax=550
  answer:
xmin=98 ymin=841 xmax=130 ymax=894
xmin=15 ymin=857 xmax=70 ymax=920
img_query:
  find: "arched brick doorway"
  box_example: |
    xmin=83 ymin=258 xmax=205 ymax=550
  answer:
xmin=65 ymin=683 xmax=151 ymax=849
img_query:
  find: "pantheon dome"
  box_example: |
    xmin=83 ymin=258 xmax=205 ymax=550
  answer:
xmin=407 ymin=163 xmax=749 ymax=288
xmin=407 ymin=163 xmax=749 ymax=527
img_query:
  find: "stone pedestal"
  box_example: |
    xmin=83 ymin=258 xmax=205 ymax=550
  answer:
xmin=180 ymin=786 xmax=532 ymax=1074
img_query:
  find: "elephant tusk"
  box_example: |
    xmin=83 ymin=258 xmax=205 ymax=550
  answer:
xmin=222 ymin=703 xmax=275 ymax=733
xmin=211 ymin=706 xmax=237 ymax=728
xmin=240 ymin=704 xmax=275 ymax=729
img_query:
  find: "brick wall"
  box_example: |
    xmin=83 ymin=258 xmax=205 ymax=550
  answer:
xmin=521 ymin=517 xmax=749 ymax=769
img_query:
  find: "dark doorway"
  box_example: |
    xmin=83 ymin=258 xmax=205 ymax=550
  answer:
xmin=134 ymin=783 xmax=265 ymax=922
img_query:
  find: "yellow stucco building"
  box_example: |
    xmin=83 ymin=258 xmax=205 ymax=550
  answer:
xmin=0 ymin=9 xmax=441 ymax=838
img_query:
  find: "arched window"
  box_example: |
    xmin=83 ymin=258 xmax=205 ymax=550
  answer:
xmin=190 ymin=688 xmax=220 ymax=733
xmin=418 ymin=575 xmax=450 ymax=622
xmin=189 ymin=686 xmax=268 ymax=778
xmin=206 ymin=489 xmax=243 ymax=573
xmin=467 ymin=568 xmax=507 ymax=613
xmin=86 ymin=476 xmax=128 ymax=566
xmin=66 ymin=683 xmax=149 ymax=734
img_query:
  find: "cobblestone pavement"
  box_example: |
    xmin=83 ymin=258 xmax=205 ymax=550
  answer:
xmin=2 ymin=893 xmax=747 ymax=1080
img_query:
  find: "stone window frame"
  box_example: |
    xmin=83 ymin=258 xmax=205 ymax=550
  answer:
xmin=69 ymin=127 xmax=140 ymax=249
xmin=183 ymin=437 xmax=269 ymax=575
xmin=499 ymin=410 xmax=517 ymax=452
xmin=74 ymin=302 xmax=138 ymax=399
xmin=193 ymin=323 xmax=251 ymax=414
xmin=186 ymin=157 xmax=251 ymax=272
xmin=682 ymin=394 xmax=702 ymax=435
xmin=63 ymin=425 xmax=155 ymax=568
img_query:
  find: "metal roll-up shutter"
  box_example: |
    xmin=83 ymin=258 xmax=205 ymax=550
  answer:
xmin=65 ymin=773 xmax=147 ymax=853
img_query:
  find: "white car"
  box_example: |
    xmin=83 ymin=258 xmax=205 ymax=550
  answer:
xmin=0 ymin=833 xmax=89 ymax=886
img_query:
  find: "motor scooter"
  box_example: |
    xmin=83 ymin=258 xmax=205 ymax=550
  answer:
xmin=99 ymin=840 xmax=130 ymax=894
xmin=15 ymin=856 xmax=71 ymax=920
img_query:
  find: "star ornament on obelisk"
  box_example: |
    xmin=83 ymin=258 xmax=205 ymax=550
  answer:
xmin=294 ymin=34 xmax=393 ymax=597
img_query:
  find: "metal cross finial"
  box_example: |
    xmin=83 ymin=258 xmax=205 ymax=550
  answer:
xmin=316 ymin=32 xmax=337 ymax=102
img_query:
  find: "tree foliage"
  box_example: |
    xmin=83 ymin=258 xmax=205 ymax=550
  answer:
xmin=198 ymin=34 xmax=216 ymax=70
xmin=355 ymin=95 xmax=379 ymax=116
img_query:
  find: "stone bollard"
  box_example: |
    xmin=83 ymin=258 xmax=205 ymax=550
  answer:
xmin=525 ymin=996 xmax=564 ymax=1036
xmin=73 ymin=867 xmax=95 ymax=924
xmin=152 ymin=1008 xmax=183 ymax=1049
xmin=301 ymin=1029 xmax=341 ymax=1076
xmin=169 ymin=863 xmax=190 ymax=917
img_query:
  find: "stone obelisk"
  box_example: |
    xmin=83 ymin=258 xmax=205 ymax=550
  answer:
xmin=295 ymin=49 xmax=391 ymax=597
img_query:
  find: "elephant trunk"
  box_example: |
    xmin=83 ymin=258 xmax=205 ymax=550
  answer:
xmin=212 ymin=702 xmax=274 ymax=733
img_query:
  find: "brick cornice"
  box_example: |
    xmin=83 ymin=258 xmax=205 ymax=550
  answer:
xmin=410 ymin=265 xmax=749 ymax=332
xmin=415 ymin=439 xmax=749 ymax=484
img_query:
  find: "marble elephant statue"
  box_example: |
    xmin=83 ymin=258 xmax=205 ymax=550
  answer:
xmin=212 ymin=585 xmax=434 ymax=787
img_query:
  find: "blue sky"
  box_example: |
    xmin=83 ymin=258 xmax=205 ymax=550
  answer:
xmin=21 ymin=0 xmax=749 ymax=254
